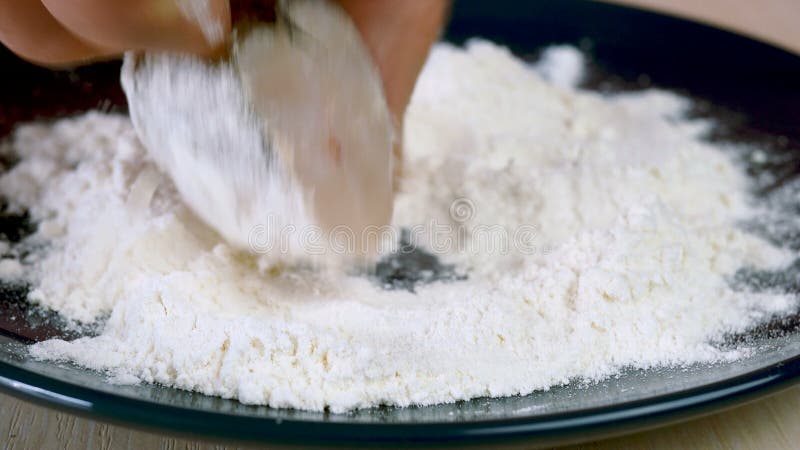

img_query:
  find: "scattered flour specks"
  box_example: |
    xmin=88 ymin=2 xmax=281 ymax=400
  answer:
xmin=0 ymin=41 xmax=795 ymax=412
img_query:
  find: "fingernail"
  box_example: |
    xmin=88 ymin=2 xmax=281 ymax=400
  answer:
xmin=174 ymin=0 xmax=228 ymax=46
xmin=148 ymin=0 xmax=231 ymax=55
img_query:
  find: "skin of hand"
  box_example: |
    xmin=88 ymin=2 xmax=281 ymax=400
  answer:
xmin=0 ymin=0 xmax=449 ymax=137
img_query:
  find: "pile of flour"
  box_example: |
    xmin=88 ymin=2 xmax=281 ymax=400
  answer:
xmin=0 ymin=41 xmax=795 ymax=412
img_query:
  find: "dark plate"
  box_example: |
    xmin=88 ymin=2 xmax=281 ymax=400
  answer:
xmin=1 ymin=0 xmax=800 ymax=447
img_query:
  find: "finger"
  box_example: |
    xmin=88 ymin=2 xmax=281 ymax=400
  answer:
xmin=41 ymin=0 xmax=231 ymax=57
xmin=336 ymin=0 xmax=449 ymax=183
xmin=336 ymin=0 xmax=450 ymax=121
xmin=0 ymin=0 xmax=113 ymax=65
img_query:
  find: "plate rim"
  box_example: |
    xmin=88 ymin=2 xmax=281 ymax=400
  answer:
xmin=1 ymin=0 xmax=800 ymax=446
xmin=2 ymin=352 xmax=800 ymax=445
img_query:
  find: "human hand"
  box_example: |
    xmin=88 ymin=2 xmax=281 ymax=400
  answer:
xmin=0 ymin=0 xmax=448 ymax=124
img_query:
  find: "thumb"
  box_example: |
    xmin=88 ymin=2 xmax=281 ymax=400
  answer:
xmin=41 ymin=0 xmax=232 ymax=57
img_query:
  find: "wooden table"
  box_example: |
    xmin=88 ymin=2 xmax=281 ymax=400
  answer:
xmin=2 ymin=385 xmax=800 ymax=449
xmin=2 ymin=0 xmax=799 ymax=448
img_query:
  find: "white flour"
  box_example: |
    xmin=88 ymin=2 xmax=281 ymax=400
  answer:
xmin=0 ymin=41 xmax=795 ymax=412
xmin=125 ymin=0 xmax=394 ymax=264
